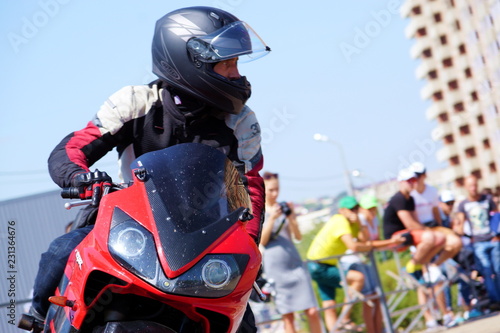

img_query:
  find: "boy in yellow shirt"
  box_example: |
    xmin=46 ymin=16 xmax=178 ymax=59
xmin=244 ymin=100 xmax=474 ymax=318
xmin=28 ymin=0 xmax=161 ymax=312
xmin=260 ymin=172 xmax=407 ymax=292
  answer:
xmin=307 ymin=196 xmax=405 ymax=333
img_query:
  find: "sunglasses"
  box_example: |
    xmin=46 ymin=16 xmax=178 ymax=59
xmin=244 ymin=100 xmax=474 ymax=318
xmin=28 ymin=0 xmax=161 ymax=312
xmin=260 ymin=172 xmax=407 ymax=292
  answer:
xmin=445 ymin=201 xmax=455 ymax=206
xmin=407 ymin=178 xmax=418 ymax=184
xmin=263 ymin=173 xmax=278 ymax=180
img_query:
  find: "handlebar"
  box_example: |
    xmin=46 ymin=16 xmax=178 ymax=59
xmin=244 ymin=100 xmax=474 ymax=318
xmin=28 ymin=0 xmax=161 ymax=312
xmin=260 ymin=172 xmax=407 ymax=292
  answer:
xmin=61 ymin=187 xmax=81 ymax=199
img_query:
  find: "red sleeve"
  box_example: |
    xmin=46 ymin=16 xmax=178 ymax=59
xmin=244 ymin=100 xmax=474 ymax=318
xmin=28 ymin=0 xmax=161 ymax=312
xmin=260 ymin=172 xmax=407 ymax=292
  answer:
xmin=244 ymin=156 xmax=265 ymax=241
xmin=48 ymin=121 xmax=114 ymax=188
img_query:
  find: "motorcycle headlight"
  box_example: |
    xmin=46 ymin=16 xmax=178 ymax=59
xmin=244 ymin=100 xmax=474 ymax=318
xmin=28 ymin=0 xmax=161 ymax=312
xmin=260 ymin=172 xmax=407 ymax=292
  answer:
xmin=114 ymin=227 xmax=147 ymax=257
xmin=202 ymin=259 xmax=231 ymax=289
xmin=108 ymin=208 xmax=249 ymax=298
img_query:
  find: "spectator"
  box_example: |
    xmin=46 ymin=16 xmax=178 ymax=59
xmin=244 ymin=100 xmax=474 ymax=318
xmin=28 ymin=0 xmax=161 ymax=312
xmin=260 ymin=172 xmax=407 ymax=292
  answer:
xmin=409 ymin=163 xmax=461 ymax=328
xmin=409 ymin=162 xmax=462 ymax=267
xmin=439 ymin=190 xmax=456 ymax=229
xmin=359 ymin=194 xmax=381 ymax=241
xmin=382 ymin=168 xmax=446 ymax=275
xmin=260 ymin=172 xmax=322 ymax=333
xmin=456 ymin=174 xmax=500 ymax=310
xmin=357 ymin=194 xmax=383 ymax=333
xmin=307 ymin=196 xmax=405 ymax=333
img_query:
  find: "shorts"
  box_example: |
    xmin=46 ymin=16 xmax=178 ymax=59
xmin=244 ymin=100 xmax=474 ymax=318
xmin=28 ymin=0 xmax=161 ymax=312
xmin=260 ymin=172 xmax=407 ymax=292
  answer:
xmin=307 ymin=261 xmax=341 ymax=301
xmin=392 ymin=229 xmax=426 ymax=251
xmin=343 ymin=262 xmax=379 ymax=295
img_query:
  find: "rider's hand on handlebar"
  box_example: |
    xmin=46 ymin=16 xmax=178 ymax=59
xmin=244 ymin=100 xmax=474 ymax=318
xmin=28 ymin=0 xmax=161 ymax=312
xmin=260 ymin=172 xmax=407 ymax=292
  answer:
xmin=71 ymin=170 xmax=112 ymax=204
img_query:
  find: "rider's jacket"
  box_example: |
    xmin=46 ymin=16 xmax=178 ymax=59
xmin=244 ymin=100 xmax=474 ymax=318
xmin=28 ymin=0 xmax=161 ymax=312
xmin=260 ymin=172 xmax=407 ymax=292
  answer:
xmin=48 ymin=80 xmax=264 ymax=240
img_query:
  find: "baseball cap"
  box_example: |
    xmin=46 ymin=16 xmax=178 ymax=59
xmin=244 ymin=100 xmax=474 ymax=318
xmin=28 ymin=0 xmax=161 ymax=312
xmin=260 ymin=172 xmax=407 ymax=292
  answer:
xmin=409 ymin=162 xmax=426 ymax=175
xmin=397 ymin=168 xmax=417 ymax=182
xmin=338 ymin=196 xmax=359 ymax=209
xmin=359 ymin=195 xmax=378 ymax=209
xmin=440 ymin=190 xmax=455 ymax=203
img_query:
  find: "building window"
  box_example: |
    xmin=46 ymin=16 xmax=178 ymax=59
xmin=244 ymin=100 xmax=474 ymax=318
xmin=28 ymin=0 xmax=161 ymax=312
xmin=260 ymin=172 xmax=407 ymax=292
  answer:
xmin=490 ymin=162 xmax=497 ymax=172
xmin=448 ymin=80 xmax=459 ymax=90
xmin=458 ymin=44 xmax=467 ymax=54
xmin=472 ymin=169 xmax=482 ymax=179
xmin=440 ymin=35 xmax=448 ymax=45
xmin=477 ymin=114 xmax=484 ymax=125
xmin=455 ymin=19 xmax=461 ymax=30
xmin=429 ymin=70 xmax=438 ymax=79
xmin=434 ymin=13 xmax=442 ymax=22
xmin=484 ymin=138 xmax=491 ymax=149
xmin=443 ymin=57 xmax=453 ymax=67
xmin=438 ymin=112 xmax=449 ymax=122
xmin=455 ymin=177 xmax=464 ymax=187
xmin=412 ymin=6 xmax=422 ymax=15
xmin=433 ymin=91 xmax=444 ymax=101
xmin=450 ymin=155 xmax=460 ymax=165
xmin=465 ymin=147 xmax=476 ymax=157
xmin=417 ymin=27 xmax=427 ymax=37
xmin=454 ymin=102 xmax=464 ymax=112
xmin=423 ymin=48 xmax=433 ymax=58
xmin=465 ymin=67 xmax=472 ymax=78
xmin=471 ymin=91 xmax=479 ymax=101
xmin=459 ymin=124 xmax=470 ymax=135
xmin=444 ymin=134 xmax=454 ymax=143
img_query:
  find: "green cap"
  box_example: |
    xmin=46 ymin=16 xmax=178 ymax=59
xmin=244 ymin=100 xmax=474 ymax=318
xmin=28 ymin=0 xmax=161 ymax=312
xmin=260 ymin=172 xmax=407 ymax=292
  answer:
xmin=338 ymin=196 xmax=358 ymax=209
xmin=359 ymin=195 xmax=378 ymax=209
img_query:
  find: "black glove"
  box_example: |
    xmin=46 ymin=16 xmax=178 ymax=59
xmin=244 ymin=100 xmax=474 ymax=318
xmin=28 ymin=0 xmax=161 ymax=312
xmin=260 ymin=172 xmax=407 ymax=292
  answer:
xmin=71 ymin=170 xmax=112 ymax=205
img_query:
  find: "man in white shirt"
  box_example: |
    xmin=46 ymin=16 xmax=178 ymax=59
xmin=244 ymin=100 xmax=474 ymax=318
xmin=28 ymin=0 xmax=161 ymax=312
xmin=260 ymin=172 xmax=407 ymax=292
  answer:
xmin=409 ymin=162 xmax=462 ymax=328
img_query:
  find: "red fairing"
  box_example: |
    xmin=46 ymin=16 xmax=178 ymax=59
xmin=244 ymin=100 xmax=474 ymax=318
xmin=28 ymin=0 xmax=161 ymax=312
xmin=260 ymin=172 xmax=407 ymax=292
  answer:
xmin=245 ymin=156 xmax=265 ymax=241
xmin=65 ymin=122 xmax=102 ymax=171
xmin=40 ymin=144 xmax=262 ymax=333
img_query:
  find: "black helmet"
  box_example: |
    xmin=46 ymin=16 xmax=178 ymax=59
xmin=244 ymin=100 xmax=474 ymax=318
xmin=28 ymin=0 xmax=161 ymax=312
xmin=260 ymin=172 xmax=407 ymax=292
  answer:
xmin=152 ymin=6 xmax=270 ymax=114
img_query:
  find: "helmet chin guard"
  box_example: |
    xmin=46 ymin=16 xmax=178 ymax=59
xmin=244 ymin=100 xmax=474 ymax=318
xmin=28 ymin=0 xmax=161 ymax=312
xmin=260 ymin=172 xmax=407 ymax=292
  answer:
xmin=152 ymin=6 xmax=270 ymax=114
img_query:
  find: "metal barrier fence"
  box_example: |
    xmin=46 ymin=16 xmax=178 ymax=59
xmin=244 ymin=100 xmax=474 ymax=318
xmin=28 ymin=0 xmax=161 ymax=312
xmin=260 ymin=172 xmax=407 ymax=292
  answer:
xmin=253 ymin=247 xmax=460 ymax=333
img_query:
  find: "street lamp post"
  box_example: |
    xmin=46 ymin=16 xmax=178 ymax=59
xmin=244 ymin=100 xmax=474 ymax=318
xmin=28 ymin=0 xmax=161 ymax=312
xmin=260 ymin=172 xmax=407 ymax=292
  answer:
xmin=313 ymin=133 xmax=355 ymax=196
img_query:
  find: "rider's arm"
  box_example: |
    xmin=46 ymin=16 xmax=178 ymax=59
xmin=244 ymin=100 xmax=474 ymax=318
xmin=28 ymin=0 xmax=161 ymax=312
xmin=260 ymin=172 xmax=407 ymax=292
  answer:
xmin=48 ymin=85 xmax=154 ymax=187
xmin=227 ymin=107 xmax=265 ymax=242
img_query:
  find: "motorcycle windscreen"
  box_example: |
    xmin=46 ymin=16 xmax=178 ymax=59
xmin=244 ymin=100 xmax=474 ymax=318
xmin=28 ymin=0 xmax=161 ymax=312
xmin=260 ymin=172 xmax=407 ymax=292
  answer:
xmin=132 ymin=143 xmax=252 ymax=272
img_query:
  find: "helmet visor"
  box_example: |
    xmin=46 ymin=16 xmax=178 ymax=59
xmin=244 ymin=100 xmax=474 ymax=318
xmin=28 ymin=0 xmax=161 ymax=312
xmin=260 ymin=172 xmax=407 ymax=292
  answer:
xmin=187 ymin=21 xmax=270 ymax=63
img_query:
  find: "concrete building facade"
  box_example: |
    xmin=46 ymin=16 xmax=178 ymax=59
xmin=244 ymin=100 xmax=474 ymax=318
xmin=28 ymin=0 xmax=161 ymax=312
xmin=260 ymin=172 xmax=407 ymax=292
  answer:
xmin=401 ymin=0 xmax=500 ymax=193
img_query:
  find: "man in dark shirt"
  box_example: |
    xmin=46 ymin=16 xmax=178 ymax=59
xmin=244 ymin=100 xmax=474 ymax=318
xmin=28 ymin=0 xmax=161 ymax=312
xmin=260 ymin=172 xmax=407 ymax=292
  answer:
xmin=383 ymin=168 xmax=446 ymax=273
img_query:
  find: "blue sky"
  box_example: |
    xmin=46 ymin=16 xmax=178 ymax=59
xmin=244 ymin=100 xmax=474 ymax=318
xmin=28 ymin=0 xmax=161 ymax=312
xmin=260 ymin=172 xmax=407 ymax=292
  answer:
xmin=0 ymin=0 xmax=446 ymax=203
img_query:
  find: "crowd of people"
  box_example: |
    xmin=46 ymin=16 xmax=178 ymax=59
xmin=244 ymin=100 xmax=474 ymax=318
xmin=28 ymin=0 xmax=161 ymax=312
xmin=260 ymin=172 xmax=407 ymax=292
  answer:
xmin=252 ymin=162 xmax=500 ymax=333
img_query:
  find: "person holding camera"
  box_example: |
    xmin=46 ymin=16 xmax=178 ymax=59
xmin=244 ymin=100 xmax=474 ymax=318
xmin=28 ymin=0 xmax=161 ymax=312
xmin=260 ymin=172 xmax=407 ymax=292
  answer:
xmin=259 ymin=172 xmax=322 ymax=333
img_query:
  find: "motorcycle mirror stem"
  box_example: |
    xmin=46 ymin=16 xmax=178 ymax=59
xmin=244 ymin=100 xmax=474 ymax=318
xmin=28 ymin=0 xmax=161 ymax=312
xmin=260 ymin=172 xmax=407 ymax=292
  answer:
xmin=252 ymin=281 xmax=267 ymax=302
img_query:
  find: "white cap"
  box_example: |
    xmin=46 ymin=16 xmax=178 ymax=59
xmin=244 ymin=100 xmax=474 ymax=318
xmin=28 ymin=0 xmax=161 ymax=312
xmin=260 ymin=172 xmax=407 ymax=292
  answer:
xmin=440 ymin=190 xmax=455 ymax=203
xmin=397 ymin=168 xmax=417 ymax=181
xmin=409 ymin=162 xmax=426 ymax=175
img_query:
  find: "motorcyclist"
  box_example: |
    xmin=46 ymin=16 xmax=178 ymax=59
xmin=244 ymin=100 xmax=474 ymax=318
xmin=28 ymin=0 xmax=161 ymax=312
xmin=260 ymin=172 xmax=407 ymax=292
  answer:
xmin=28 ymin=6 xmax=270 ymax=332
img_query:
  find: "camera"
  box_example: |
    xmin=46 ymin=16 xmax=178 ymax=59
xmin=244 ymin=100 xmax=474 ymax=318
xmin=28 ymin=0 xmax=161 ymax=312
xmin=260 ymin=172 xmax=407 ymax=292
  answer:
xmin=279 ymin=202 xmax=292 ymax=216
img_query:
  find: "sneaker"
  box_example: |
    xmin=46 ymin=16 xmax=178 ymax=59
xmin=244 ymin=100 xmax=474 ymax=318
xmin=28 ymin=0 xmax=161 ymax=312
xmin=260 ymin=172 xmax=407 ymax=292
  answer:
xmin=425 ymin=319 xmax=444 ymax=331
xmin=446 ymin=315 xmax=465 ymax=328
xmin=468 ymin=308 xmax=483 ymax=319
xmin=442 ymin=313 xmax=453 ymax=327
xmin=423 ymin=265 xmax=445 ymax=283
xmin=406 ymin=260 xmax=422 ymax=274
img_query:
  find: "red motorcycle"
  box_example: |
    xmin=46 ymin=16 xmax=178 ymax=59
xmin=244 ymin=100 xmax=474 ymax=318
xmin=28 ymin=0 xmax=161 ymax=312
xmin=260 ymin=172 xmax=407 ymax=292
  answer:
xmin=19 ymin=143 xmax=262 ymax=333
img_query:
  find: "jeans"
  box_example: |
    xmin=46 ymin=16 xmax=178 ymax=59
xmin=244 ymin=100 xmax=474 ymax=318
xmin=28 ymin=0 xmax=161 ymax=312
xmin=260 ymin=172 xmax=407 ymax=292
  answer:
xmin=31 ymin=225 xmax=94 ymax=317
xmin=472 ymin=240 xmax=500 ymax=303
